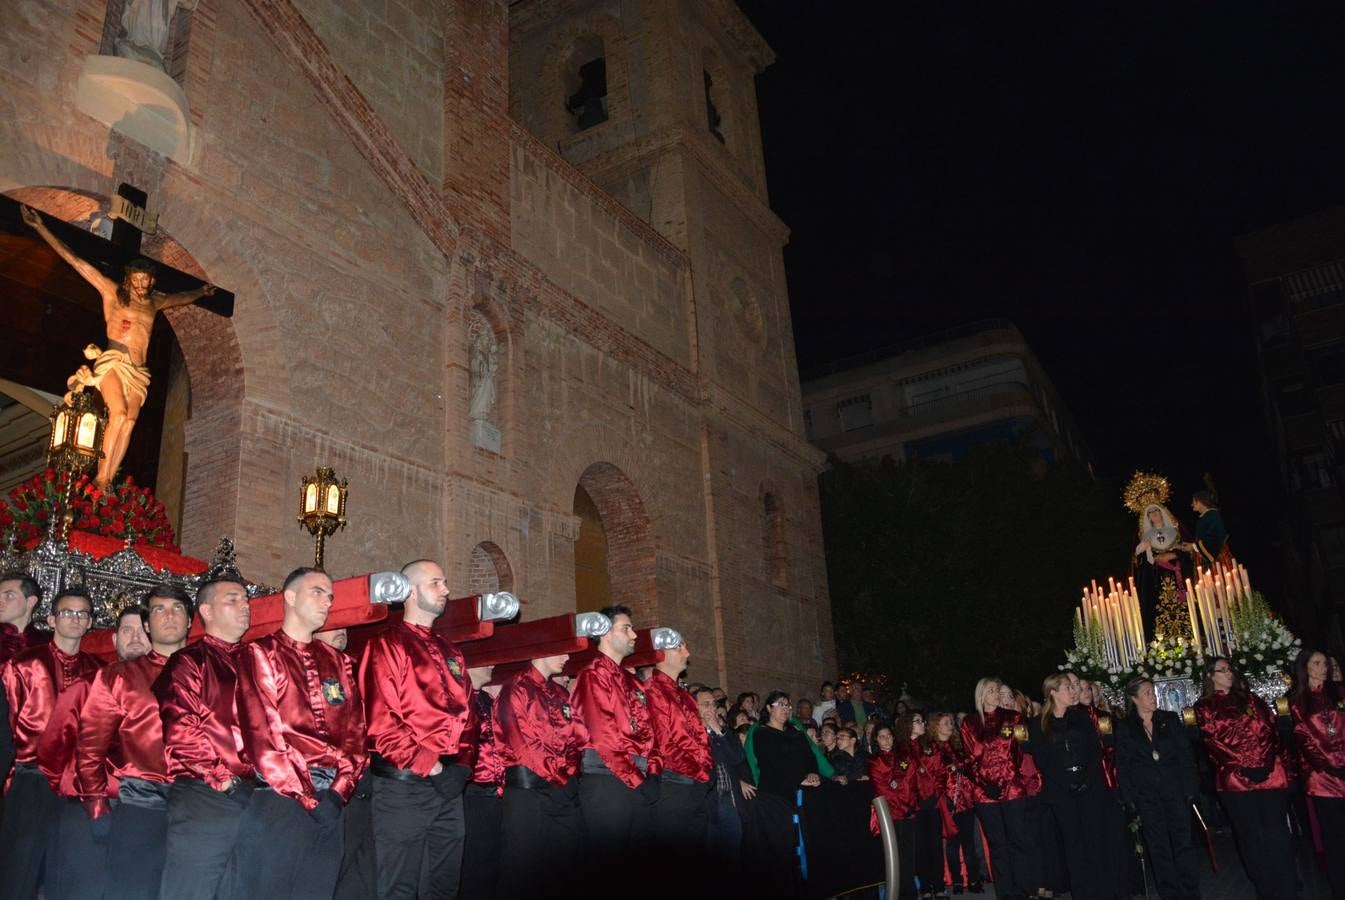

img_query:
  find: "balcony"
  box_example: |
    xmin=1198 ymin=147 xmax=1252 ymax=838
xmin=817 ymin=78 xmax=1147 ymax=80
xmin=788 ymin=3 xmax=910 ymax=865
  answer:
xmin=897 ymin=381 xmax=1043 ymax=435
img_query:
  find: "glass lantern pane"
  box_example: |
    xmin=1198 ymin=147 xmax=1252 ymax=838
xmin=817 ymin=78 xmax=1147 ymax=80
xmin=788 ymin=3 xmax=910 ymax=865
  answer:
xmin=52 ymin=411 xmax=68 ymax=449
xmin=77 ymin=413 xmax=99 ymax=450
xmin=305 ymin=483 xmax=318 ymax=514
xmin=326 ymin=484 xmax=341 ymax=515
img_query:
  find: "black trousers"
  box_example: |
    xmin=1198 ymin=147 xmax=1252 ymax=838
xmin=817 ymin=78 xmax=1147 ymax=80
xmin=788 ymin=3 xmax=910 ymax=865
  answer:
xmin=654 ymin=778 xmax=712 ymax=852
xmin=0 ymin=766 xmax=60 ymax=900
xmin=579 ymin=771 xmax=653 ymax=858
xmin=228 ymin=787 xmax=343 ymax=900
xmin=45 ymin=798 xmax=106 ymax=900
xmin=743 ymin=789 xmax=804 ymax=899
xmin=497 ymin=779 xmax=584 ymax=895
xmin=1135 ymin=795 xmax=1201 ymax=900
xmin=370 ymin=773 xmax=465 ymax=899
xmin=104 ymin=798 xmax=168 ymax=900
xmin=160 ymin=777 xmax=248 ymax=900
xmin=946 ymin=807 xmax=988 ymax=885
xmin=1219 ymin=787 xmax=1296 ymax=900
xmin=975 ymin=797 xmax=1036 ymax=899
xmin=461 ymin=783 xmax=502 ymax=900
xmin=1049 ymin=788 xmax=1124 ymax=900
xmin=912 ymin=805 xmax=945 ymax=891
xmin=1313 ymin=795 xmax=1345 ymax=900
xmin=335 ymin=772 xmax=376 ymax=900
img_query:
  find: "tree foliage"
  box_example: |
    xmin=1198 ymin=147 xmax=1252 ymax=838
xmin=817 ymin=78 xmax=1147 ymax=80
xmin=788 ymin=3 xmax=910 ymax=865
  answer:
xmin=821 ymin=443 xmax=1129 ymax=711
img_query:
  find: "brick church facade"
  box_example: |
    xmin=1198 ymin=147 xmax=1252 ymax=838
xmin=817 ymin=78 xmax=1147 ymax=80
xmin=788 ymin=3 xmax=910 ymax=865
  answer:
xmin=0 ymin=0 xmax=834 ymax=694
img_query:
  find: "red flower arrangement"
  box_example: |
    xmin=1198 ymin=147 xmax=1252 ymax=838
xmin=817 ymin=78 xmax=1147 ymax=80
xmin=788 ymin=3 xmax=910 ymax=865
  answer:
xmin=5 ymin=469 xmax=179 ymax=552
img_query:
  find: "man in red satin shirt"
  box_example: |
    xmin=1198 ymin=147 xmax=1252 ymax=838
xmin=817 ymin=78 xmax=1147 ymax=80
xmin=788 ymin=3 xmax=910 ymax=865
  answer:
xmin=76 ymin=584 xmax=191 ymax=898
xmin=358 ymin=559 xmax=476 ymax=899
xmin=232 ymin=567 xmax=367 ymax=898
xmin=155 ymin=577 xmax=254 ymax=900
xmin=646 ymin=635 xmax=713 ymax=852
xmin=0 ymin=588 xmax=101 ymax=898
xmin=571 ymin=604 xmax=662 ymax=857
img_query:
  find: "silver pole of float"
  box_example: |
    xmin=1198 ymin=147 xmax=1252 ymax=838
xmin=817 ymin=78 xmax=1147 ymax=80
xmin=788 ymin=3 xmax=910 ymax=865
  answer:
xmin=872 ymin=796 xmax=899 ymax=899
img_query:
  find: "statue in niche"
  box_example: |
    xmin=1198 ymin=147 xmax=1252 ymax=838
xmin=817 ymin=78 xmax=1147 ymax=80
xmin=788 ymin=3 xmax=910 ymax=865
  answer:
xmin=115 ymin=0 xmax=199 ymax=70
xmin=468 ymin=320 xmax=499 ymax=424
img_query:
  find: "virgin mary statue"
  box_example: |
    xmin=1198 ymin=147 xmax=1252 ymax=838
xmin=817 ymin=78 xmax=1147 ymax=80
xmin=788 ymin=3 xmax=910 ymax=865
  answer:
xmin=1125 ymin=473 xmax=1194 ymax=645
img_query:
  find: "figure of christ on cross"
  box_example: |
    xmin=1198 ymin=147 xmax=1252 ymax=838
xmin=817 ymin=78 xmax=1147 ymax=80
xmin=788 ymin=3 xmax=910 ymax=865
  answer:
xmin=21 ymin=205 xmax=215 ymax=490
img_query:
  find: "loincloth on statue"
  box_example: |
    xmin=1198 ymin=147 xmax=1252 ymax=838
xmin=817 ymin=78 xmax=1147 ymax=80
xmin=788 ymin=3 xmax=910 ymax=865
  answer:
xmin=66 ymin=344 xmax=150 ymax=407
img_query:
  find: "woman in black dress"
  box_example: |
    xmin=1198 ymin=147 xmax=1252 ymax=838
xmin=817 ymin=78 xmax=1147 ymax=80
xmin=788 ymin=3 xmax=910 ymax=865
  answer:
xmin=746 ymin=690 xmax=821 ymax=896
xmin=1114 ymin=677 xmax=1201 ymax=900
xmin=1025 ymin=673 xmax=1121 ymax=900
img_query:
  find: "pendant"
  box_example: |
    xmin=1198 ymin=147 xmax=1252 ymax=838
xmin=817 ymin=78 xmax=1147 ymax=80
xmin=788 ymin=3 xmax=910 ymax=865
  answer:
xmin=1152 ymin=750 xmax=1161 ymax=762
xmin=1328 ymin=721 xmax=1338 ymax=737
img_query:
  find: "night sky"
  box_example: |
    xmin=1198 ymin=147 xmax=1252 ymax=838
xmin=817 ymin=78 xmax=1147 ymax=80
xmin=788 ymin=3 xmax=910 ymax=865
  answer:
xmin=737 ymin=2 xmax=1345 ymax=578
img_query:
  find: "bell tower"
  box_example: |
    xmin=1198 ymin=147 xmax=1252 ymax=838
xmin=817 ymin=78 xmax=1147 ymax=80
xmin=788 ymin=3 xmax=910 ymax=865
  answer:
xmin=509 ymin=0 xmax=801 ymax=429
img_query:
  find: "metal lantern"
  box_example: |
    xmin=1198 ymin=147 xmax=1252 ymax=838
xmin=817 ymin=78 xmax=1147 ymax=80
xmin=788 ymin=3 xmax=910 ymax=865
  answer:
xmin=47 ymin=389 xmax=108 ymax=541
xmin=297 ymin=466 xmax=348 ymax=568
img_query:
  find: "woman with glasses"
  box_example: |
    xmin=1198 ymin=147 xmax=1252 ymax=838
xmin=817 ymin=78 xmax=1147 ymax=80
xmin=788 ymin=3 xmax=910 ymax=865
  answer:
xmin=828 ymin=727 xmax=869 ymax=782
xmin=1288 ymin=648 xmax=1345 ymax=900
xmin=1193 ymin=656 xmax=1295 ymax=900
xmin=932 ymin=711 xmax=987 ymax=894
xmin=1115 ymin=677 xmax=1200 ymax=900
xmin=962 ymin=677 xmax=1036 ymax=900
xmin=744 ymin=690 xmax=826 ymax=895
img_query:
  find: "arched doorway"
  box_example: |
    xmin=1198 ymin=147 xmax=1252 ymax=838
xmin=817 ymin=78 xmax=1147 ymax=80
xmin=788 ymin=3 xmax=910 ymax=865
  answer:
xmin=572 ymin=462 xmax=656 ymax=620
xmin=468 ymin=541 xmax=514 ymax=594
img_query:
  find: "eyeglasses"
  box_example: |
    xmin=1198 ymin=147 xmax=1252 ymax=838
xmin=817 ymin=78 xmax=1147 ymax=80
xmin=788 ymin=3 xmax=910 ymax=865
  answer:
xmin=55 ymin=609 xmax=92 ymax=621
xmin=771 ymin=701 xmax=792 ymax=709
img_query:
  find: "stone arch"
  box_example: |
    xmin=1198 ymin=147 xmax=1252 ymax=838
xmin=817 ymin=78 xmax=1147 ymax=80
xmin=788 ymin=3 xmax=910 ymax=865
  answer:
xmin=760 ymin=481 xmax=788 ymax=591
xmin=468 ymin=540 xmax=514 ymax=595
xmin=573 ymin=461 xmax=657 ymax=621
xmin=536 ymin=16 xmax=627 ymax=142
xmin=2 ymin=183 xmax=290 ymax=555
xmin=700 ymin=45 xmax=738 ymax=152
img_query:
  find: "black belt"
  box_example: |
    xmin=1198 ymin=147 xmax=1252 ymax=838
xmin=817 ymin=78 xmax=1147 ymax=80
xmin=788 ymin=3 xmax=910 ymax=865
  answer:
xmin=505 ymin=766 xmax=554 ymax=790
xmin=660 ymin=770 xmax=704 ymax=786
xmin=369 ymin=753 xmax=457 ymax=783
xmin=581 ymin=749 xmax=646 ymax=776
xmin=119 ymin=776 xmax=170 ymax=811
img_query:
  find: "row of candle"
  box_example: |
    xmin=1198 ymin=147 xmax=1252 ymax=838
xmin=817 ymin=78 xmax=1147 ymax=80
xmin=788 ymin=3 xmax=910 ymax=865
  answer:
xmin=1076 ymin=560 xmax=1253 ymax=665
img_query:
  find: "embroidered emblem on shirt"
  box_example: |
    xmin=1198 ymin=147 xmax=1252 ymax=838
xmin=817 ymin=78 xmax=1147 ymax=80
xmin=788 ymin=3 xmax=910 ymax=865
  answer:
xmin=1000 ymin=726 xmax=1013 ymax=739
xmin=561 ymin=703 xmax=572 ymax=722
xmin=322 ymin=678 xmax=347 ymax=705
xmin=898 ymin=759 xmax=910 ymax=771
xmin=634 ymin=689 xmax=647 ymax=706
xmin=446 ymin=658 xmax=462 ymax=678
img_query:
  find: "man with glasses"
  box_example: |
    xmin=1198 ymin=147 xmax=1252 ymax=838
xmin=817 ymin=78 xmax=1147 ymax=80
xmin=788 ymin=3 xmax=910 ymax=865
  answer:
xmin=0 ymin=588 xmax=101 ymax=897
xmin=76 ymin=584 xmax=192 ymax=898
xmin=571 ymin=604 xmax=662 ymax=857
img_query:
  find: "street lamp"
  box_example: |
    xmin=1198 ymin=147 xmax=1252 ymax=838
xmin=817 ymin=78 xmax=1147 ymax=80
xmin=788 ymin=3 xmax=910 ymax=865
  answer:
xmin=297 ymin=465 xmax=348 ymax=568
xmin=47 ymin=389 xmax=107 ymax=541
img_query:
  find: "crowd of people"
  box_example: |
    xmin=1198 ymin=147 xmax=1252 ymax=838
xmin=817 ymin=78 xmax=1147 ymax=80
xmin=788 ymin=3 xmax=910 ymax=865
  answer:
xmin=1 ymin=563 xmax=1344 ymax=900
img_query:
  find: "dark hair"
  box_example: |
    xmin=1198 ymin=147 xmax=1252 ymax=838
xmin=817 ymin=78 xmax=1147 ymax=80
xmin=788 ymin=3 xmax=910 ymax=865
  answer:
xmin=115 ymin=259 xmax=157 ymax=306
xmin=1124 ymin=677 xmax=1153 ymax=717
xmin=735 ymin=691 xmax=757 ymax=707
xmin=873 ymin=722 xmax=896 ymax=749
xmin=839 ymin=727 xmax=858 ymax=741
xmin=0 ymin=571 xmax=41 ymax=603
xmin=1192 ymin=489 xmax=1217 ymax=508
xmin=762 ymin=690 xmax=791 ymax=716
xmin=1201 ymin=656 xmax=1249 ymax=704
xmin=1290 ymin=648 xmax=1340 ymax=703
xmin=143 ymin=583 xmax=193 ymax=619
xmin=196 ymin=578 xmax=245 ymax=606
xmin=116 ymin=603 xmax=149 ymax=631
xmin=821 ymin=722 xmax=838 ymax=735
xmin=283 ymin=567 xmax=326 ymax=593
xmin=693 ymin=687 xmax=716 ymax=704
xmin=597 ymin=604 xmax=633 ymax=624
xmin=820 ymin=680 xmax=835 ymax=691
xmin=53 ymin=588 xmax=94 ymax=613
xmin=894 ymin=710 xmax=924 ymax=744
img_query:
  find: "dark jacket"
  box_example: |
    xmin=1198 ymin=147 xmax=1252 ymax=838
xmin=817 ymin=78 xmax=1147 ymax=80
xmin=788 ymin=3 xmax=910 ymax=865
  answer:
xmin=1026 ymin=706 xmax=1108 ymax=805
xmin=827 ymin=747 xmax=869 ymax=781
xmin=1114 ymin=708 xmax=1197 ymax=805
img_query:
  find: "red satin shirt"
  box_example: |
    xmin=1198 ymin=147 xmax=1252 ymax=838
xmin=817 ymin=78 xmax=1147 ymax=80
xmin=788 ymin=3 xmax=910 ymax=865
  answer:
xmin=469 ymin=690 xmax=503 ymax=792
xmin=3 ymin=642 xmax=103 ymax=764
xmin=1195 ymin=690 xmax=1289 ymax=792
xmin=36 ymin=676 xmax=97 ymax=799
xmin=571 ymin=653 xmax=660 ymax=789
xmin=359 ymin=621 xmax=476 ymax=777
xmin=155 ymin=634 xmax=254 ymax=789
xmin=645 ymin=670 xmax=711 ymax=782
xmin=869 ymin=748 xmax=920 ymax=820
xmin=937 ymin=740 xmax=976 ymax=814
xmin=236 ymin=631 xmax=367 ymax=809
xmin=75 ymin=651 xmax=171 ymax=818
xmin=910 ymin=737 xmax=947 ymax=802
xmin=495 ymin=665 xmax=588 ymax=789
xmin=959 ymin=709 xmax=1027 ymax=803
xmin=0 ymin=623 xmax=52 ymax=667
xmin=1291 ymin=684 xmax=1345 ymax=799
xmin=1084 ymin=706 xmax=1119 ymax=789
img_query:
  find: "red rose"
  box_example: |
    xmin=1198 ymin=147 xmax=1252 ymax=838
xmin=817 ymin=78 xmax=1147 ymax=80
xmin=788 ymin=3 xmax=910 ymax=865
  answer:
xmin=44 ymin=467 xmax=55 ymax=481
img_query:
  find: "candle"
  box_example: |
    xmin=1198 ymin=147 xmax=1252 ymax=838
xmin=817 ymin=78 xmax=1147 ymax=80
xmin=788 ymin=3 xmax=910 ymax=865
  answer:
xmin=1185 ymin=583 xmax=1200 ymax=654
xmin=1240 ymin=565 xmax=1252 ymax=599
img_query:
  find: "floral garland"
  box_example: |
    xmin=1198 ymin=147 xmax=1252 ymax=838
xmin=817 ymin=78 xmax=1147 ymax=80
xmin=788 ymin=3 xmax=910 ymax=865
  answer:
xmin=4 ymin=469 xmax=178 ymax=551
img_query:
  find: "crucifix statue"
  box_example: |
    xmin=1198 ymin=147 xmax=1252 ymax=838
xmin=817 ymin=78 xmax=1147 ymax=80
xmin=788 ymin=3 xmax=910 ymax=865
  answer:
xmin=21 ymin=204 xmax=215 ymax=490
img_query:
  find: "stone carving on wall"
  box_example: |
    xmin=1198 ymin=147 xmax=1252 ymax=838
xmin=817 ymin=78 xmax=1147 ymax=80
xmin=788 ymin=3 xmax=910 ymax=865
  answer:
xmin=116 ymin=0 xmax=199 ymax=70
xmin=467 ymin=312 xmax=502 ymax=453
